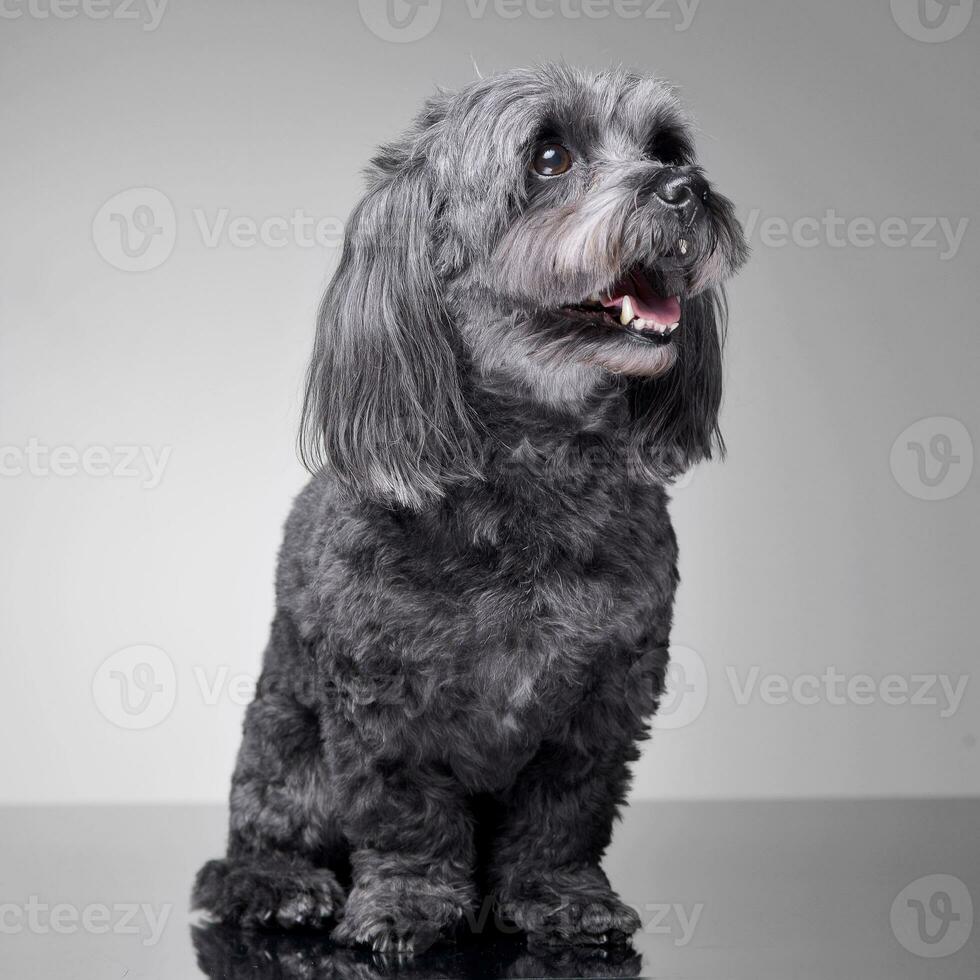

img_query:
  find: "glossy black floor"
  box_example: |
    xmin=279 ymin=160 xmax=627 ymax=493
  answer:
xmin=2 ymin=801 xmax=977 ymax=978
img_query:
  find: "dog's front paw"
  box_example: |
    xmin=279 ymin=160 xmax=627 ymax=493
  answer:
xmin=193 ymin=857 xmax=344 ymax=930
xmin=331 ymin=876 xmax=472 ymax=955
xmin=496 ymin=869 xmax=640 ymax=947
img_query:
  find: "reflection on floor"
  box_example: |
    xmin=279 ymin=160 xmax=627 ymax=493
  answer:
xmin=193 ymin=922 xmax=643 ymax=979
xmin=1 ymin=801 xmax=977 ymax=979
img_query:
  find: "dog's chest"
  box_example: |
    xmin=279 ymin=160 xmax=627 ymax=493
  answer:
xmin=318 ymin=478 xmax=677 ymax=786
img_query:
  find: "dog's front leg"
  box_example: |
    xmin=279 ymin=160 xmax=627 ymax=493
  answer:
xmin=330 ymin=758 xmax=477 ymax=955
xmin=489 ymin=710 xmax=646 ymax=946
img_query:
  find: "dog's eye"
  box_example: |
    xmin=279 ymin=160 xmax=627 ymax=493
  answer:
xmin=647 ymin=129 xmax=692 ymax=165
xmin=532 ymin=142 xmax=573 ymax=177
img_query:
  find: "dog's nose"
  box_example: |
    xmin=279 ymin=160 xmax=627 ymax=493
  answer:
xmin=651 ymin=168 xmax=710 ymax=212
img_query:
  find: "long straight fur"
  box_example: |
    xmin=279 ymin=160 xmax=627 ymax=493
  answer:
xmin=299 ymin=158 xmax=480 ymax=509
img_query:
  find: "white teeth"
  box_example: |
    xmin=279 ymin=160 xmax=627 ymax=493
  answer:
xmin=678 ymin=239 xmax=689 ymax=255
xmin=629 ymin=318 xmax=681 ymax=336
xmin=632 ymin=318 xmax=668 ymax=334
xmin=620 ymin=296 xmax=635 ymax=326
xmin=587 ymin=292 xmax=601 ymax=304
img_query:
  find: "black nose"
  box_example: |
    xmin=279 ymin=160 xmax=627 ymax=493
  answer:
xmin=651 ymin=168 xmax=710 ymax=211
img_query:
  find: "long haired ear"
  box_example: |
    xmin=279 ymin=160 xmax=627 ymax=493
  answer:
xmin=627 ymin=287 xmax=727 ymax=480
xmin=299 ymin=154 xmax=478 ymax=510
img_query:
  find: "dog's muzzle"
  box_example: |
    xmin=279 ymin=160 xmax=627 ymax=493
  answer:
xmin=649 ymin=167 xmax=711 ymax=223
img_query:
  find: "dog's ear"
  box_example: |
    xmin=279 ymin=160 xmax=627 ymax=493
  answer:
xmin=300 ymin=150 xmax=478 ymax=510
xmin=627 ymin=287 xmax=727 ymax=479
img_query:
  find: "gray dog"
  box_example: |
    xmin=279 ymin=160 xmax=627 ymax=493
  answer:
xmin=194 ymin=64 xmax=747 ymax=955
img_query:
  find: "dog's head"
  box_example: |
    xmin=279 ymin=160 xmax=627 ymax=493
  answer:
xmin=302 ymin=65 xmax=748 ymax=508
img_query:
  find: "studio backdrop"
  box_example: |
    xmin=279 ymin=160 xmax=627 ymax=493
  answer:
xmin=1 ymin=0 xmax=977 ymax=805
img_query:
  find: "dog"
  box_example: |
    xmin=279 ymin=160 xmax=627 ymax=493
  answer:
xmin=193 ymin=63 xmax=747 ymax=955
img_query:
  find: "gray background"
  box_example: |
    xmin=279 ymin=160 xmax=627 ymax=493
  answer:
xmin=1 ymin=0 xmax=977 ymax=804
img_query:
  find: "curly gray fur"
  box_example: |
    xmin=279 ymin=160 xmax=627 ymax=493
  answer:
xmin=193 ymin=63 xmax=747 ymax=956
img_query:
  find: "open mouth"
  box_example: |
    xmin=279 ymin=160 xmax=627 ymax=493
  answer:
xmin=561 ymin=263 xmax=684 ymax=345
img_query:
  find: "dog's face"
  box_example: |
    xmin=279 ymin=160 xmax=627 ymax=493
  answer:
xmin=302 ymin=66 xmax=748 ymax=508
xmin=436 ymin=66 xmax=748 ymax=383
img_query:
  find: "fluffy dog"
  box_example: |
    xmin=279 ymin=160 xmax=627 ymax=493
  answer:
xmin=194 ymin=64 xmax=747 ymax=955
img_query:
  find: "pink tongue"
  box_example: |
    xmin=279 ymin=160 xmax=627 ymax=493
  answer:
xmin=601 ymin=273 xmax=681 ymax=325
